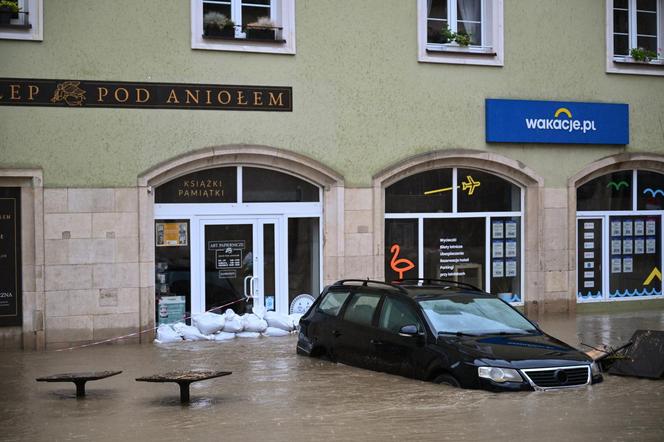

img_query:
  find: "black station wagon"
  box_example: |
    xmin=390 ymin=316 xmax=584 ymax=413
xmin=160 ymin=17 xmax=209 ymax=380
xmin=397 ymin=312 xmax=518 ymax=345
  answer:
xmin=297 ymin=279 xmax=603 ymax=391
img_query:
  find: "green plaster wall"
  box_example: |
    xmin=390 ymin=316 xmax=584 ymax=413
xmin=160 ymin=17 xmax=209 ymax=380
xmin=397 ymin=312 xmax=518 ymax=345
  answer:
xmin=1 ymin=0 xmax=663 ymax=187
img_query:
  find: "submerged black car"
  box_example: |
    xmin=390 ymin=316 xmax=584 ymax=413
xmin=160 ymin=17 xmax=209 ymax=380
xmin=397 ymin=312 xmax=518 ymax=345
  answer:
xmin=297 ymin=279 xmax=602 ymax=391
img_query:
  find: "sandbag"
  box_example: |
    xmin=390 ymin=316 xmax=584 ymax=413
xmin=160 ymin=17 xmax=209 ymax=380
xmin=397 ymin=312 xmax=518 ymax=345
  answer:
xmin=236 ymin=331 xmax=261 ymax=338
xmin=155 ymin=324 xmax=182 ymax=343
xmin=192 ymin=312 xmax=225 ymax=335
xmin=252 ymin=304 xmax=266 ymax=320
xmin=289 ymin=313 xmax=303 ymax=330
xmin=214 ymin=332 xmax=236 ymax=341
xmin=265 ymin=311 xmax=294 ymax=331
xmin=262 ymin=327 xmax=291 ymax=337
xmin=173 ymin=322 xmax=211 ymax=341
xmin=241 ymin=313 xmax=268 ymax=333
xmin=223 ymin=309 xmax=244 ymax=333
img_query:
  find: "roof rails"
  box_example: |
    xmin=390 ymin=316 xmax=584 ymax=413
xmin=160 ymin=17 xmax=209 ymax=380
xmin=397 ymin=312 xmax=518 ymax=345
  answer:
xmin=392 ymin=278 xmax=482 ymax=292
xmin=332 ymin=279 xmax=408 ymax=294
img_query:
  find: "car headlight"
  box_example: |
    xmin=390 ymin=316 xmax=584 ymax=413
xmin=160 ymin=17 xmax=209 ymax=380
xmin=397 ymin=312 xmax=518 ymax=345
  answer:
xmin=478 ymin=366 xmax=523 ymax=383
xmin=590 ymin=362 xmax=601 ymax=376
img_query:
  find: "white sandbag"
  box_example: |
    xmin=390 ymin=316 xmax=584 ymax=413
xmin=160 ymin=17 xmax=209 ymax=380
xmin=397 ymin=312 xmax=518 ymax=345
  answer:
xmin=264 ymin=311 xmax=294 ymax=331
xmin=252 ymin=304 xmax=266 ymax=320
xmin=236 ymin=331 xmax=261 ymax=338
xmin=222 ymin=314 xmax=244 ymax=333
xmin=155 ymin=324 xmax=182 ymax=343
xmin=262 ymin=327 xmax=291 ymax=337
xmin=214 ymin=332 xmax=236 ymax=341
xmin=174 ymin=323 xmax=212 ymax=341
xmin=241 ymin=313 xmax=268 ymax=332
xmin=192 ymin=312 xmax=225 ymax=335
xmin=289 ymin=313 xmax=303 ymax=330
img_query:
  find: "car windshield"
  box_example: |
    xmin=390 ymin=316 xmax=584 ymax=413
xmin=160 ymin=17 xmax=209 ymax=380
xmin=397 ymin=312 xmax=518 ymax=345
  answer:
xmin=419 ymin=296 xmax=537 ymax=335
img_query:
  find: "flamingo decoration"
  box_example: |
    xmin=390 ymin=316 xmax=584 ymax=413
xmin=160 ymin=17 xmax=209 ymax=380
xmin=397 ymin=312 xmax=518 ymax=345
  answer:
xmin=390 ymin=244 xmax=415 ymax=280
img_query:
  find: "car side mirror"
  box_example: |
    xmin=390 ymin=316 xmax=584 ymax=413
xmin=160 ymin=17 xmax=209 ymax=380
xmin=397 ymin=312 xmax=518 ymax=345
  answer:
xmin=398 ymin=324 xmax=419 ymax=337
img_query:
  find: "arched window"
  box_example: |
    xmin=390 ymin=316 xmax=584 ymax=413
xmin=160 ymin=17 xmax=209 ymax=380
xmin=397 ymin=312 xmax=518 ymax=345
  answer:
xmin=385 ymin=168 xmax=523 ymax=303
xmin=576 ymin=170 xmax=663 ymax=302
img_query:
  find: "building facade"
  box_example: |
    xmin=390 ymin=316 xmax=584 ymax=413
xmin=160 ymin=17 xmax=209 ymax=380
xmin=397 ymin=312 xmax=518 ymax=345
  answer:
xmin=1 ymin=0 xmax=663 ymax=349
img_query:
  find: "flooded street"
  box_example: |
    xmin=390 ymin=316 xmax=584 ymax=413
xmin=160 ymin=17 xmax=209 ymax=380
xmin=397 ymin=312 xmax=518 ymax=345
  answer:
xmin=2 ymin=309 xmax=664 ymax=442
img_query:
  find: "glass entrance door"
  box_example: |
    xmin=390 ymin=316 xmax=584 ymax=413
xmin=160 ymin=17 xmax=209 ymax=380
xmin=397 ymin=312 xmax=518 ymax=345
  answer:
xmin=199 ymin=218 xmax=278 ymax=315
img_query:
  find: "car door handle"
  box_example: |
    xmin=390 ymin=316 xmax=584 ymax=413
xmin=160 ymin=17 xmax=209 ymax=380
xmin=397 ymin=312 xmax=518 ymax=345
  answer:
xmin=332 ymin=330 xmax=342 ymax=337
xmin=370 ymin=339 xmax=383 ymax=345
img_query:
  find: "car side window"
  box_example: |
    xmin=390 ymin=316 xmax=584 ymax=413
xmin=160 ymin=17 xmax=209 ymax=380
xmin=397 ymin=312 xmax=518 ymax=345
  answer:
xmin=317 ymin=291 xmax=351 ymax=316
xmin=342 ymin=292 xmax=382 ymax=326
xmin=379 ymin=297 xmax=421 ymax=333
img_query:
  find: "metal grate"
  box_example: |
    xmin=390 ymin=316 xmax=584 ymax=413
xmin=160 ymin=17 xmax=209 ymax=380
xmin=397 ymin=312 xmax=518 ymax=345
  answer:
xmin=522 ymin=366 xmax=590 ymax=389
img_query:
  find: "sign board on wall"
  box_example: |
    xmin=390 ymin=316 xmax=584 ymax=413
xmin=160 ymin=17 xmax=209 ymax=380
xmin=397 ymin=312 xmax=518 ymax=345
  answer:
xmin=0 ymin=78 xmax=292 ymax=111
xmin=486 ymin=99 xmax=629 ymax=145
xmin=0 ymin=188 xmax=22 ymax=326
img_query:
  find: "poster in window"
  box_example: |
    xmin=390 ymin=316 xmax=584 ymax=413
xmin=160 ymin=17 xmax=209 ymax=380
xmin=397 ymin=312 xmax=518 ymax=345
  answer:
xmin=611 ymin=221 xmax=622 ymax=236
xmin=622 ymin=239 xmax=633 ymax=255
xmin=505 ymin=259 xmax=517 ymax=277
xmin=492 ymin=241 xmax=504 ymax=258
xmin=635 ymin=238 xmax=645 ymax=254
xmin=492 ymin=260 xmax=504 ymax=278
xmin=584 ymin=241 xmax=594 ymax=250
xmin=646 ymin=220 xmax=656 ymax=235
xmin=622 ymin=220 xmax=633 ymax=236
xmin=156 ymin=222 xmax=188 ymax=247
xmin=505 ymin=221 xmax=517 ymax=239
xmin=583 ymin=222 xmax=594 ymax=230
xmin=635 ymin=220 xmax=645 ymax=236
xmin=611 ymin=257 xmax=622 ymax=273
xmin=492 ymin=221 xmax=504 ymax=239
xmin=584 ymin=231 xmax=594 ymax=240
xmin=646 ymin=237 xmax=656 ymax=254
xmin=505 ymin=240 xmax=517 ymax=258
xmin=584 ymin=261 xmax=594 ymax=269
xmin=623 ymin=257 xmax=633 ymax=273
xmin=584 ymin=280 xmax=595 ymax=288
xmin=583 ymin=271 xmax=594 ymax=279
xmin=610 ymin=239 xmax=621 ymax=255
xmin=584 ymin=251 xmax=594 ymax=259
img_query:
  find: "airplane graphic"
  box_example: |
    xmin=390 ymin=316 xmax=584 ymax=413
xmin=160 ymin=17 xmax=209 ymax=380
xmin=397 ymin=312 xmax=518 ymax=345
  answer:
xmin=424 ymin=175 xmax=481 ymax=196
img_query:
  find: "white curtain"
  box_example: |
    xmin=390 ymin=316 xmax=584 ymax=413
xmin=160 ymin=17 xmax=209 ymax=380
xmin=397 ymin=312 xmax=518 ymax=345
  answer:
xmin=427 ymin=0 xmax=433 ymax=17
xmin=457 ymin=0 xmax=480 ymax=25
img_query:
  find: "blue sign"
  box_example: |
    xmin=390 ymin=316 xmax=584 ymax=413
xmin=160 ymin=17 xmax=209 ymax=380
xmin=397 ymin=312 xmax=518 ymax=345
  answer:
xmin=486 ymin=99 xmax=629 ymax=145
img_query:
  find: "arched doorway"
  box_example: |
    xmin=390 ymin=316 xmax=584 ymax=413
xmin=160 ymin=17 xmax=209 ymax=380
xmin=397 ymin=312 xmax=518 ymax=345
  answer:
xmin=138 ymin=146 xmax=344 ymax=331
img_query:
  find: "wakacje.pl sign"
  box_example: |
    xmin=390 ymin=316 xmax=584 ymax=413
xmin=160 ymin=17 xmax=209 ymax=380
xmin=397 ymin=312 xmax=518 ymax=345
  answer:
xmin=486 ymin=99 xmax=629 ymax=145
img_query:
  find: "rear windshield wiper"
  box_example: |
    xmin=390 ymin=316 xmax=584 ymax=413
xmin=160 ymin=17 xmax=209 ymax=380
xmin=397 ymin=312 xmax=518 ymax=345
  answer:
xmin=437 ymin=331 xmax=479 ymax=337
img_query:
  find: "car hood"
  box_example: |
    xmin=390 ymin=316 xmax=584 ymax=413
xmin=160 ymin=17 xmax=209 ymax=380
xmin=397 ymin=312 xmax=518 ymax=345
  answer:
xmin=439 ymin=332 xmax=592 ymax=369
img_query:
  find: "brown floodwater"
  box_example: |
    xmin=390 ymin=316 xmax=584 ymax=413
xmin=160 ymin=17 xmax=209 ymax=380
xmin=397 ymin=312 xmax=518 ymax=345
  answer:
xmin=2 ymin=309 xmax=664 ymax=442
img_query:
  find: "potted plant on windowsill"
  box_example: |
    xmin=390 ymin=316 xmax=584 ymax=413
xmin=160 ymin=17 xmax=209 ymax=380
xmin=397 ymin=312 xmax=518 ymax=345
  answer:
xmin=629 ymin=47 xmax=658 ymax=63
xmin=203 ymin=12 xmax=235 ymax=38
xmin=454 ymin=32 xmax=472 ymax=47
xmin=439 ymin=24 xmax=456 ymax=44
xmin=245 ymin=17 xmax=277 ymax=41
xmin=0 ymin=1 xmax=20 ymax=25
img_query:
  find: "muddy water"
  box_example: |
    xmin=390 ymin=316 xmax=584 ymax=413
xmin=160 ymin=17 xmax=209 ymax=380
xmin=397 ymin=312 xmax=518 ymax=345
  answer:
xmin=2 ymin=309 xmax=664 ymax=442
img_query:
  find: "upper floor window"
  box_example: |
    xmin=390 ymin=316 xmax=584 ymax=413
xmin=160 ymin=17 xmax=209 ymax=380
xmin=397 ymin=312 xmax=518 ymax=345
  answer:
xmin=418 ymin=0 xmax=504 ymax=66
xmin=0 ymin=0 xmax=43 ymax=41
xmin=607 ymin=0 xmax=664 ymax=76
xmin=191 ymin=0 xmax=295 ymax=54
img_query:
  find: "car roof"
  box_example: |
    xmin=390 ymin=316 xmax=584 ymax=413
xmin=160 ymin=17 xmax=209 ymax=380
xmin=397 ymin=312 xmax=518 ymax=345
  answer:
xmin=328 ymin=279 xmax=495 ymax=301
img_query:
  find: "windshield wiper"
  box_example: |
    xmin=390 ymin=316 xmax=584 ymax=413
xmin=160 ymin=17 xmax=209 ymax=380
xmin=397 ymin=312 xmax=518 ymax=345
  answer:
xmin=437 ymin=331 xmax=479 ymax=337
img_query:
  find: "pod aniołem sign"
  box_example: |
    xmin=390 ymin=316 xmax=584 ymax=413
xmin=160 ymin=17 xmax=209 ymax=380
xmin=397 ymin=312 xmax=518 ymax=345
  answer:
xmin=486 ymin=99 xmax=628 ymax=145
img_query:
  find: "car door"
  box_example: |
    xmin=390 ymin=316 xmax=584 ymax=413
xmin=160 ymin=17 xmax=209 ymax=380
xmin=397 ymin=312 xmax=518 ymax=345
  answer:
xmin=333 ymin=290 xmax=383 ymax=369
xmin=370 ymin=296 xmax=425 ymax=378
xmin=308 ymin=289 xmax=352 ymax=355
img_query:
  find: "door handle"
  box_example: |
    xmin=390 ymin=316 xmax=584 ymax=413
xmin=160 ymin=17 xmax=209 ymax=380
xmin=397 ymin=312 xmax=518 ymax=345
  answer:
xmin=332 ymin=330 xmax=342 ymax=337
xmin=249 ymin=276 xmax=257 ymax=297
xmin=243 ymin=275 xmax=253 ymax=300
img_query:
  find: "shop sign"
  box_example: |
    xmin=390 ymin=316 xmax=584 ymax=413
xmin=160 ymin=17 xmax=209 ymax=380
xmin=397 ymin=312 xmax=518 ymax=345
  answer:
xmin=0 ymin=188 xmax=21 ymax=326
xmin=486 ymin=99 xmax=628 ymax=145
xmin=0 ymin=78 xmax=292 ymax=111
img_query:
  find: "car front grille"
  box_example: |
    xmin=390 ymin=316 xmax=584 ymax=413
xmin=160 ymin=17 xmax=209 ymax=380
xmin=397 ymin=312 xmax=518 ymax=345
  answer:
xmin=521 ymin=366 xmax=590 ymax=389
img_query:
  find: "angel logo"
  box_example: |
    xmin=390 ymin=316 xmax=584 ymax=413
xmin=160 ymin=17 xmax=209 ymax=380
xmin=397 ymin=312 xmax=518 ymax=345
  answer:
xmin=51 ymin=81 xmax=86 ymax=106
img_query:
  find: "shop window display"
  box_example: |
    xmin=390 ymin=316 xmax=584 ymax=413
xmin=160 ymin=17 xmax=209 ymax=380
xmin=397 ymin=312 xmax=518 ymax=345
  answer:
xmin=385 ymin=168 xmax=523 ymax=303
xmin=577 ymin=170 xmax=663 ymax=302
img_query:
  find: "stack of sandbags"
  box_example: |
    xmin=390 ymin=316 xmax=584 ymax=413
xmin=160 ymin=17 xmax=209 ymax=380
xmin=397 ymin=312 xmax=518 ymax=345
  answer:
xmin=222 ymin=309 xmax=244 ymax=333
xmin=192 ymin=312 xmax=225 ymax=335
xmin=155 ymin=324 xmax=183 ymax=343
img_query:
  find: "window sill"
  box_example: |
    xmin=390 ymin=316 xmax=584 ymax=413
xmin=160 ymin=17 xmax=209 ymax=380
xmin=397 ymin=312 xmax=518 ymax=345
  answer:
xmin=0 ymin=22 xmax=31 ymax=30
xmin=613 ymin=57 xmax=664 ymax=66
xmin=420 ymin=44 xmax=502 ymax=66
xmin=426 ymin=47 xmax=497 ymax=56
xmin=607 ymin=56 xmax=664 ymax=77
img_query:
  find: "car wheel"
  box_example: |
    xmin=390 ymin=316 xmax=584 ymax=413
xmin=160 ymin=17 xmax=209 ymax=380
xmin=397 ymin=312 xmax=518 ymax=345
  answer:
xmin=433 ymin=373 xmax=460 ymax=388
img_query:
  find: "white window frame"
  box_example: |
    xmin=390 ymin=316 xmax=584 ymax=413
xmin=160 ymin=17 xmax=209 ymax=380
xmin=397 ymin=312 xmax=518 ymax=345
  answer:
xmin=417 ymin=0 xmax=504 ymax=66
xmin=576 ymin=170 xmax=664 ymax=303
xmin=191 ymin=0 xmax=295 ymax=55
xmin=384 ymin=168 xmax=524 ymax=305
xmin=0 ymin=0 xmax=43 ymax=41
xmin=606 ymin=0 xmax=664 ymax=76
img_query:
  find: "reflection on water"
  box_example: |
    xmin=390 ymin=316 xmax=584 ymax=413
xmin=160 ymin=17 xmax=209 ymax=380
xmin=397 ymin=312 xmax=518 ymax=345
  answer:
xmin=1 ymin=309 xmax=664 ymax=441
